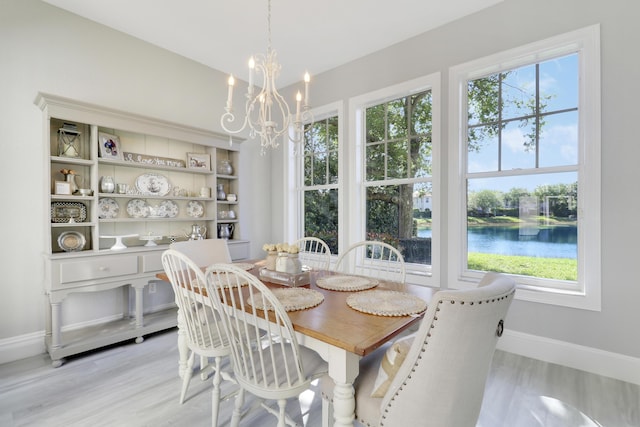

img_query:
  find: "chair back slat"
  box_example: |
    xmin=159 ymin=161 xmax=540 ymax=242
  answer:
xmin=335 ymin=240 xmax=406 ymax=283
xmin=161 ymin=250 xmax=228 ymax=357
xmin=205 ymin=264 xmax=308 ymax=397
xmin=294 ymin=237 xmax=332 ymax=271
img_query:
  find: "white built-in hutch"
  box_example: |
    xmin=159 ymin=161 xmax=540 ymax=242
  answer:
xmin=37 ymin=93 xmax=248 ymax=367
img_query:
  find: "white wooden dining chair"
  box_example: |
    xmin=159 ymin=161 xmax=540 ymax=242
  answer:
xmin=334 ymin=240 xmax=406 ymax=283
xmin=170 ymin=238 xmax=233 ymax=380
xmin=293 ymin=236 xmax=332 ymax=270
xmin=322 ymin=272 xmax=516 ymax=427
xmin=204 ymin=264 xmax=328 ymax=427
xmin=161 ymin=250 xmax=236 ymax=426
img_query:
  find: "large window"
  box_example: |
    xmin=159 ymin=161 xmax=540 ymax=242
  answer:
xmin=449 ymin=25 xmax=601 ymax=309
xmin=300 ymin=115 xmax=339 ymax=254
xmin=345 ymin=74 xmax=440 ymax=284
xmin=364 ymin=91 xmax=433 ymax=266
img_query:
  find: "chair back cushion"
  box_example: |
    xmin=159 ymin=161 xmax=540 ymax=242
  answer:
xmin=378 ymin=273 xmax=515 ymax=426
xmin=170 ymin=239 xmax=231 ymax=268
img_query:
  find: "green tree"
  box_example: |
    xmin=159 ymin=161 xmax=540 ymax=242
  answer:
xmin=468 ymin=190 xmax=503 ymax=216
xmin=365 ymin=91 xmax=432 ymax=241
xmin=533 ymin=183 xmax=577 ymax=217
xmin=503 ymin=187 xmax=531 ymax=209
xmin=467 ymin=70 xmax=552 ymax=153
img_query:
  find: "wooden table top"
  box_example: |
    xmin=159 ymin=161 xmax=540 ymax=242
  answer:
xmin=157 ymin=260 xmax=435 ymax=357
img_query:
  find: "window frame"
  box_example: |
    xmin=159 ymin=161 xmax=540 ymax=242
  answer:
xmin=349 ymin=73 xmax=441 ymax=286
xmin=284 ymin=101 xmax=343 ymax=253
xmin=448 ymin=25 xmax=601 ymax=310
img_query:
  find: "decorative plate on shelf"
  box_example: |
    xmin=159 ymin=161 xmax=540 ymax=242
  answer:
xmin=135 ymin=173 xmax=171 ymax=196
xmin=57 ymin=231 xmax=86 ymax=252
xmin=126 ymin=199 xmax=149 ymax=218
xmin=154 ymin=200 xmax=179 ymax=218
xmin=98 ymin=198 xmax=119 ymax=219
xmin=51 ymin=202 xmax=87 ymax=223
xmin=186 ymin=200 xmax=204 ymax=218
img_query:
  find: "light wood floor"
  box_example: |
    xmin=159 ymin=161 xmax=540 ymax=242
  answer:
xmin=1 ymin=328 xmax=638 ymax=426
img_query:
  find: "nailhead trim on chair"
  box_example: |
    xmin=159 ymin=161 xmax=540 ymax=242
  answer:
xmin=379 ymin=289 xmax=515 ymax=426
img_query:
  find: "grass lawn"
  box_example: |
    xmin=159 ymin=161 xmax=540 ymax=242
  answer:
xmin=468 ymin=252 xmax=577 ymax=281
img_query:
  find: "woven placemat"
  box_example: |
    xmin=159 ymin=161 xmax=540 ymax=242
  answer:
xmin=316 ymin=275 xmax=379 ymax=292
xmin=346 ymin=289 xmax=427 ymax=316
xmin=248 ymin=288 xmax=324 ymax=312
xmin=232 ymin=262 xmax=254 ymax=271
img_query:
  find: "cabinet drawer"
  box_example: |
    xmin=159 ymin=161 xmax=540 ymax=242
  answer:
xmin=142 ymin=252 xmax=163 ymax=273
xmin=59 ymin=256 xmax=138 ymax=283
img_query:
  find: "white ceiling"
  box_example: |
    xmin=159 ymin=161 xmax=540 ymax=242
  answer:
xmin=42 ymin=0 xmax=502 ymax=87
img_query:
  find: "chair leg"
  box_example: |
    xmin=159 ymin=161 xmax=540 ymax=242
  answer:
xmin=321 ymin=395 xmax=333 ymax=427
xmin=231 ymin=388 xmax=245 ymax=427
xmin=201 ymin=355 xmax=210 ymax=380
xmin=179 ymin=351 xmax=196 ymax=404
xmin=211 ymin=357 xmax=222 ymax=427
xmin=277 ymin=399 xmax=287 ymax=427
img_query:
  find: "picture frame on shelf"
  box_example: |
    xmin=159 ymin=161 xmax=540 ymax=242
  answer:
xmin=98 ymin=132 xmax=124 ymax=160
xmin=187 ymin=152 xmax=211 ymax=171
xmin=54 ymin=180 xmax=72 ymax=195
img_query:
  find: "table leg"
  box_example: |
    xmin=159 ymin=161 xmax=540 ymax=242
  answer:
xmin=325 ymin=347 xmax=360 ymax=427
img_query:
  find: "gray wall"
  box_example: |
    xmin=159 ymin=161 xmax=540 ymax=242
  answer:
xmin=0 ymin=0 xmax=272 ymax=344
xmin=1 ymin=0 xmax=638 ymax=364
xmin=276 ymin=0 xmax=640 ymax=359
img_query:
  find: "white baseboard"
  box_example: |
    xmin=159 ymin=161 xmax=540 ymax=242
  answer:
xmin=497 ymin=329 xmax=640 ymax=386
xmin=0 ymin=331 xmax=46 ymax=365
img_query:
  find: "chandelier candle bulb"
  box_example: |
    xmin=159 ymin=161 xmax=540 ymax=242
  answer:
xmin=226 ymin=75 xmax=235 ymax=109
xmin=296 ymin=92 xmax=302 ymax=121
xmin=248 ymin=57 xmax=255 ymax=93
xmin=304 ymin=72 xmax=310 ymax=106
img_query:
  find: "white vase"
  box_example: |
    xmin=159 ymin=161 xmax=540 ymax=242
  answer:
xmin=276 ymin=252 xmax=302 ymax=274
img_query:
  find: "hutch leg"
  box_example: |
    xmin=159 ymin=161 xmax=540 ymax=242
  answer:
xmin=133 ymin=282 xmax=145 ymax=343
xmin=44 ymin=295 xmax=52 ymax=341
xmin=50 ymin=301 xmax=62 ymax=350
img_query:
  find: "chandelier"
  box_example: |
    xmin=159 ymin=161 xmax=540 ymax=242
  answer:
xmin=220 ymin=0 xmax=312 ymax=153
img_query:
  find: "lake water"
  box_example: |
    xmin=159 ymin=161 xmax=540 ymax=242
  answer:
xmin=418 ymin=225 xmax=577 ymax=259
